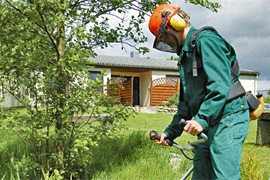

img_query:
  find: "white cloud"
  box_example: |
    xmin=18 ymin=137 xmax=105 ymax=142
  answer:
xmin=96 ymin=0 xmax=270 ymax=79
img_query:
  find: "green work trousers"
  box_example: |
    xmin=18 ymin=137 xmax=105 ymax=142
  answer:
xmin=192 ymin=108 xmax=249 ymax=180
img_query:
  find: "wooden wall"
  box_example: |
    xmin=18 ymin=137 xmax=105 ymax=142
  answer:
xmin=150 ymin=78 xmax=179 ymax=106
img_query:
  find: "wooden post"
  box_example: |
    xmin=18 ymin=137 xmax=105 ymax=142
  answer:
xmin=131 ymin=77 xmax=133 ymax=106
xmin=119 ymin=78 xmax=122 ymax=104
xmin=256 ymin=109 xmax=270 ymax=145
xmin=150 ymin=78 xmax=152 ymax=106
xmin=176 ymin=78 xmax=179 ymax=93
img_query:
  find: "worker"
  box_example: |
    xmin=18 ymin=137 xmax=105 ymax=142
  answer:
xmin=148 ymin=4 xmax=249 ymax=179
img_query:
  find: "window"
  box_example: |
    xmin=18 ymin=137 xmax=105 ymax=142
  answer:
xmin=166 ymin=75 xmax=180 ymax=82
xmin=89 ymin=71 xmax=103 ymax=93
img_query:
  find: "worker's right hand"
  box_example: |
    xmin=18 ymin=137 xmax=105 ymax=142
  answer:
xmin=184 ymin=120 xmax=203 ymax=136
xmin=157 ymin=133 xmax=169 ymax=146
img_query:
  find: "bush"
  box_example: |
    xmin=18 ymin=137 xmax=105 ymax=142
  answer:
xmin=166 ymin=92 xmax=179 ymax=107
xmin=0 ymin=130 xmax=146 ymax=179
xmin=263 ymin=96 xmax=270 ymax=103
xmin=0 ymin=103 xmax=135 ymax=179
xmin=241 ymin=146 xmax=263 ymax=180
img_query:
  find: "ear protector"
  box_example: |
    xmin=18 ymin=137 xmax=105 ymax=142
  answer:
xmin=169 ymin=14 xmax=186 ymax=31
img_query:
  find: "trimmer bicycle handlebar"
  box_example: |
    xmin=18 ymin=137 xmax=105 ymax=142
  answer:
xmin=179 ymin=119 xmax=208 ymax=145
xmin=150 ymin=119 xmax=208 ymax=180
xmin=150 ymin=130 xmax=174 ymax=146
xmin=150 ymin=119 xmax=208 ymax=150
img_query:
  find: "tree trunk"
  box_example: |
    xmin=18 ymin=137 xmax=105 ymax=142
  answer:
xmin=55 ymin=10 xmax=66 ymax=170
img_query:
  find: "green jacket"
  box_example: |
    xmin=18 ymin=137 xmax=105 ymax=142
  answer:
xmin=164 ymin=27 xmax=249 ymax=140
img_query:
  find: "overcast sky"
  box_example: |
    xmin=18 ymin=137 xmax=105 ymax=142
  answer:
xmin=96 ymin=0 xmax=270 ymax=81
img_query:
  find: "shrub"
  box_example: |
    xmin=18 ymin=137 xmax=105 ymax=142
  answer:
xmin=241 ymin=146 xmax=263 ymax=180
xmin=166 ymin=92 xmax=179 ymax=107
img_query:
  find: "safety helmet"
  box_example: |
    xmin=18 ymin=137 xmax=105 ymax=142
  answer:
xmin=149 ymin=4 xmax=180 ymax=36
xmin=149 ymin=4 xmax=186 ymax=55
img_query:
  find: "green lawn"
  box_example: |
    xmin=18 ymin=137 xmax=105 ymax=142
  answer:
xmin=118 ymin=112 xmax=270 ymax=179
xmin=0 ymin=111 xmax=269 ymax=179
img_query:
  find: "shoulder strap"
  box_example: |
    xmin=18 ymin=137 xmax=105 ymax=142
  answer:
xmin=190 ymin=26 xmax=217 ymax=48
xmin=231 ymin=59 xmax=240 ymax=81
xmin=190 ymin=26 xmax=245 ymax=102
xmin=190 ymin=26 xmax=239 ymax=80
xmin=190 ymin=26 xmax=217 ymax=77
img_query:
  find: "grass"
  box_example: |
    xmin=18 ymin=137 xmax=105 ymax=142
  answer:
xmin=241 ymin=120 xmax=270 ymax=179
xmin=93 ymin=112 xmax=270 ymax=180
xmin=0 ymin=129 xmax=28 ymax=179
xmin=91 ymin=131 xmax=193 ymax=180
xmin=0 ymin=111 xmax=269 ymax=179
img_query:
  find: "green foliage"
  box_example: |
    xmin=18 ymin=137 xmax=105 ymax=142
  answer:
xmin=169 ymin=56 xmax=179 ymax=61
xmin=167 ymin=92 xmax=179 ymax=107
xmin=241 ymin=146 xmax=263 ymax=180
xmin=0 ymin=0 xmax=220 ymax=179
xmin=264 ymin=96 xmax=270 ymax=103
xmin=1 ymin=113 xmax=269 ymax=179
xmin=264 ymin=90 xmax=270 ymax=103
xmin=185 ymin=0 xmax=221 ymax=12
xmin=161 ymin=92 xmax=179 ymax=107
xmin=0 ymin=0 xmax=157 ymax=178
xmin=91 ymin=132 xmax=193 ymax=180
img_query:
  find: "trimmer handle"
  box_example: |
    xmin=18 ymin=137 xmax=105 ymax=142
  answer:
xmin=179 ymin=119 xmax=187 ymax=128
xmin=179 ymin=119 xmax=204 ymax=137
xmin=150 ymin=130 xmax=174 ymax=146
xmin=179 ymin=119 xmax=208 ymax=145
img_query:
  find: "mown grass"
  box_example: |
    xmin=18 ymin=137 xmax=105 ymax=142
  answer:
xmin=0 ymin=111 xmax=269 ymax=179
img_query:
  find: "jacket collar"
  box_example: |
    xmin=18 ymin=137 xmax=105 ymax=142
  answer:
xmin=181 ymin=27 xmax=197 ymax=52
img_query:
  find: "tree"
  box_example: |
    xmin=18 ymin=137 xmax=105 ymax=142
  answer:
xmin=0 ymin=0 xmax=220 ymax=178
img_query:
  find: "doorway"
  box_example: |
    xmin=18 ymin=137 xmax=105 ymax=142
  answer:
xmin=111 ymin=75 xmax=140 ymax=106
xmin=132 ymin=77 xmax=140 ymax=106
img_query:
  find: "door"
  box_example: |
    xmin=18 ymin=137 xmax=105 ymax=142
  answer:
xmin=133 ymin=77 xmax=140 ymax=106
xmin=111 ymin=75 xmax=140 ymax=106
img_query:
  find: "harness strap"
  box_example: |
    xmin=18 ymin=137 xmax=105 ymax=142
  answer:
xmin=190 ymin=26 xmax=217 ymax=77
xmin=230 ymin=58 xmax=239 ymax=81
xmin=190 ymin=26 xmax=245 ymax=101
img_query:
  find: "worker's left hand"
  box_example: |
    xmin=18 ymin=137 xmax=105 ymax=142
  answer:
xmin=184 ymin=120 xmax=203 ymax=136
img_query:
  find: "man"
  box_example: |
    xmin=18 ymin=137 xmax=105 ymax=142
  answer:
xmin=148 ymin=4 xmax=249 ymax=180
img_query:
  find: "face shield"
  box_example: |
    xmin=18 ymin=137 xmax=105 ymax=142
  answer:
xmin=153 ymin=27 xmax=179 ymax=54
xmin=152 ymin=12 xmax=181 ymax=55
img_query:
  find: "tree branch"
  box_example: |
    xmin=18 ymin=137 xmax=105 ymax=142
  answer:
xmin=36 ymin=3 xmax=60 ymax=60
xmin=6 ymin=0 xmax=44 ymax=30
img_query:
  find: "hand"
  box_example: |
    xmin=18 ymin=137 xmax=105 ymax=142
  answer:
xmin=157 ymin=133 xmax=169 ymax=146
xmin=184 ymin=120 xmax=203 ymax=136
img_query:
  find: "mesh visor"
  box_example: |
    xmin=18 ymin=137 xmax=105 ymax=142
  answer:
xmin=153 ymin=30 xmax=179 ymax=53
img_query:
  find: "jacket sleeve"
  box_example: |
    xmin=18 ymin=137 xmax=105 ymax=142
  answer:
xmin=193 ymin=34 xmax=234 ymax=130
xmin=164 ymin=97 xmax=192 ymax=140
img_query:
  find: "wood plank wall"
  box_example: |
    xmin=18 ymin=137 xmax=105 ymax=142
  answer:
xmin=150 ymin=78 xmax=179 ymax=106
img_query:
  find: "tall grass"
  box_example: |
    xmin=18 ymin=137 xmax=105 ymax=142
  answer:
xmin=91 ymin=131 xmax=193 ymax=180
xmin=0 ymin=129 xmax=29 ymax=179
xmin=1 ymin=112 xmax=269 ymax=179
xmin=93 ymin=113 xmax=270 ymax=180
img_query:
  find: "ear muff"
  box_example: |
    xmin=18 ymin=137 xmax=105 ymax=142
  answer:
xmin=169 ymin=14 xmax=186 ymax=31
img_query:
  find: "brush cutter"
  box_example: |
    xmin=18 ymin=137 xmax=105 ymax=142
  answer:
xmin=150 ymin=119 xmax=208 ymax=180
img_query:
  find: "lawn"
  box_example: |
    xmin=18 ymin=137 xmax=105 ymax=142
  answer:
xmin=0 ymin=110 xmax=269 ymax=179
xmin=113 ymin=112 xmax=270 ymax=179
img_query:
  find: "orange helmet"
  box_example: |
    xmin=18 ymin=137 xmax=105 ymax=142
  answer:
xmin=149 ymin=4 xmax=180 ymax=36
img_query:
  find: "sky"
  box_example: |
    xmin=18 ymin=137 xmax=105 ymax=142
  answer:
xmin=96 ymin=0 xmax=270 ymax=83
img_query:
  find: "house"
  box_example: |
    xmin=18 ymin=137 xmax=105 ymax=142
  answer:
xmin=0 ymin=55 xmax=259 ymax=108
xmin=88 ymin=55 xmax=260 ymax=107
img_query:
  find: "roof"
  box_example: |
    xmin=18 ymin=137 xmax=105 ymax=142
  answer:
xmin=89 ymin=55 xmax=259 ymax=75
xmin=240 ymin=68 xmax=260 ymax=76
xmin=89 ymin=55 xmax=177 ymax=70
